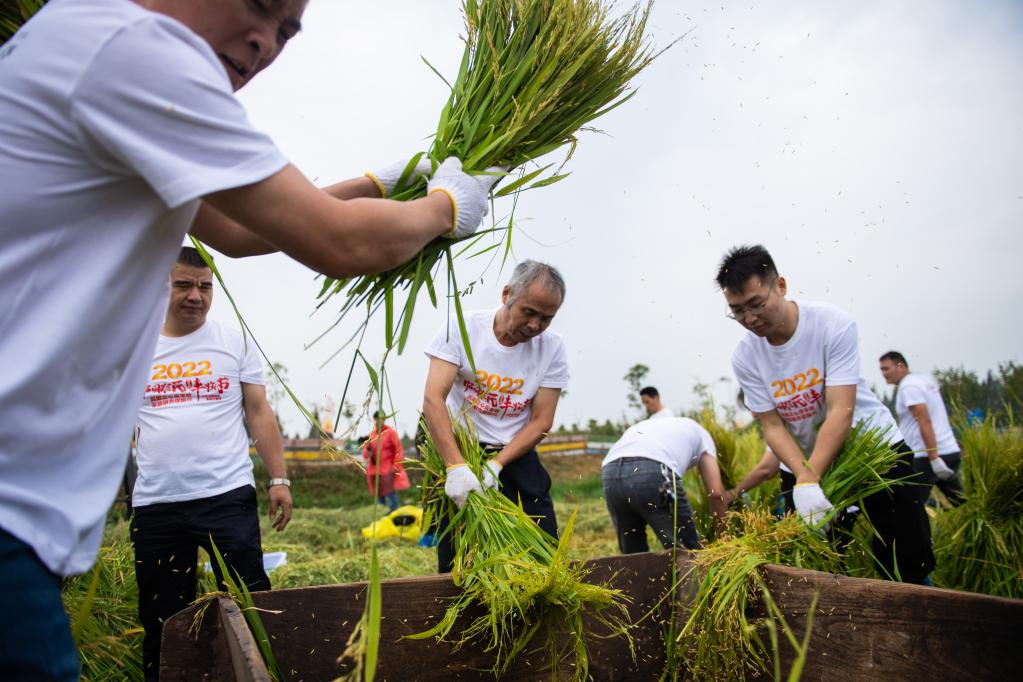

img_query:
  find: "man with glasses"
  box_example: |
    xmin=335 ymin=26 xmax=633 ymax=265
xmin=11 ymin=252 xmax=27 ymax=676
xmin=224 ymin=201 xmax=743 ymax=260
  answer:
xmin=716 ymin=244 xmax=934 ymax=584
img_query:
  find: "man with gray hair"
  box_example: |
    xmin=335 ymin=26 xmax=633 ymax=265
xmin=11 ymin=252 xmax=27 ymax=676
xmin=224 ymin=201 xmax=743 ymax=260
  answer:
xmin=423 ymin=260 xmax=569 ymax=572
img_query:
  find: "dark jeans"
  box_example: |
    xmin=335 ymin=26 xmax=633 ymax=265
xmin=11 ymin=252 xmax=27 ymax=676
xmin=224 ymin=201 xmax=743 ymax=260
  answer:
xmin=0 ymin=528 xmax=80 ymax=681
xmin=132 ymin=484 xmax=271 ymax=681
xmin=913 ymin=453 xmax=965 ymax=506
xmin=602 ymin=457 xmax=701 ymax=553
xmin=437 ymin=447 xmax=558 ymax=573
xmin=378 ymin=491 xmax=400 ymax=511
xmin=779 ymin=441 xmax=935 ymax=584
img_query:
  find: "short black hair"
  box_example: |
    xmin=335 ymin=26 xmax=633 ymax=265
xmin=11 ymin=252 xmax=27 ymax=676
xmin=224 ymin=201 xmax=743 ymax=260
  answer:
xmin=715 ymin=244 xmax=778 ymax=292
xmin=639 ymin=386 xmax=659 ymax=398
xmin=177 ymin=246 xmax=211 ymax=269
xmin=879 ymin=351 xmax=908 ymax=368
xmin=373 ymin=410 xmax=384 ymax=420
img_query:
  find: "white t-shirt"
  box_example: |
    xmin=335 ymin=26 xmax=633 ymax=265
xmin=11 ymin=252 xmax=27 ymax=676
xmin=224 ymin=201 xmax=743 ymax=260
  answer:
xmin=731 ymin=300 xmax=902 ymax=456
xmin=649 ymin=407 xmax=675 ymax=420
xmin=133 ymin=321 xmax=265 ymax=506
xmin=425 ymin=308 xmax=570 ymax=445
xmin=603 ymin=417 xmax=717 ymax=477
xmin=896 ymin=373 xmax=959 ymax=457
xmin=0 ymin=0 xmax=287 ymax=575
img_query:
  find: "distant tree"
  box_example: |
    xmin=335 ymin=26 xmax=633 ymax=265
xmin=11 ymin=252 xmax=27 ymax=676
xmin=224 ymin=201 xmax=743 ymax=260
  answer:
xmin=623 ymin=363 xmax=650 ymax=415
xmin=934 ymin=367 xmax=990 ymax=416
xmin=933 ymin=362 xmax=1023 ymax=421
xmin=999 ymin=361 xmax=1023 ymax=417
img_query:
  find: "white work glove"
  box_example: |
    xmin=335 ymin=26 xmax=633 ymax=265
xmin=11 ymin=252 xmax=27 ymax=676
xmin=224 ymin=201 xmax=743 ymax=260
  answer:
xmin=481 ymin=460 xmax=503 ymax=490
xmin=427 ymin=157 xmax=504 ymax=239
xmin=444 ymin=464 xmax=484 ymax=509
xmin=930 ymin=456 xmax=955 ymax=481
xmin=792 ymin=483 xmax=834 ymax=530
xmin=366 ymin=157 xmax=433 ymax=198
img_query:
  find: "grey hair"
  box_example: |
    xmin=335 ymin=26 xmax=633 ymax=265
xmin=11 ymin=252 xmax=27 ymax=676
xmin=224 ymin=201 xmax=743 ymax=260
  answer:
xmin=505 ymin=260 xmax=566 ymax=305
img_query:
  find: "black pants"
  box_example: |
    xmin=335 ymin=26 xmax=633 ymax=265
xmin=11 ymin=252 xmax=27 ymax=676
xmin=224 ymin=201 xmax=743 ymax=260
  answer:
xmin=131 ymin=485 xmax=270 ymax=681
xmin=912 ymin=453 xmax=965 ymax=506
xmin=779 ymin=441 xmax=935 ymax=584
xmin=602 ymin=457 xmax=701 ymax=553
xmin=437 ymin=447 xmax=557 ymax=573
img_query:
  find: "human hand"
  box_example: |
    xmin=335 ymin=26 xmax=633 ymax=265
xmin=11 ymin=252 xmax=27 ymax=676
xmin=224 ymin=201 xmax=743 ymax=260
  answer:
xmin=930 ymin=456 xmax=955 ymax=481
xmin=792 ymin=482 xmax=833 ymax=530
xmin=268 ymin=484 xmax=293 ymax=532
xmin=427 ymin=157 xmax=505 ymax=239
xmin=444 ymin=463 xmax=484 ymax=509
xmin=366 ymin=156 xmax=433 ymax=198
xmin=481 ymin=460 xmax=503 ymax=490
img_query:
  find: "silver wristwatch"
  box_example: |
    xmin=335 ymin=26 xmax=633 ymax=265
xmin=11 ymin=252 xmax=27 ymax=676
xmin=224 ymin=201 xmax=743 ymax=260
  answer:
xmin=268 ymin=477 xmax=291 ymax=489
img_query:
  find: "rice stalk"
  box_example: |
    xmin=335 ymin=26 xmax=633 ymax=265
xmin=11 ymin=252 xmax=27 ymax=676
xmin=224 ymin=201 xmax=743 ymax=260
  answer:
xmin=316 ymin=0 xmax=672 ymax=355
xmin=0 ymin=0 xmax=45 ymax=44
xmin=932 ymin=415 xmax=1023 ymax=598
xmin=409 ymin=415 xmax=631 ymax=680
xmin=674 ymin=423 xmax=904 ymax=680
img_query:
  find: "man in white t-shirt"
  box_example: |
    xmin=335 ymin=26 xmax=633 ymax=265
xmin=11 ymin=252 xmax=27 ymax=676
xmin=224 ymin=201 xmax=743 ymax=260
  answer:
xmin=716 ymin=245 xmax=934 ymax=584
xmin=640 ymin=386 xmax=675 ymax=419
xmin=0 ymin=1 xmax=498 ymax=677
xmin=602 ymin=418 xmax=727 ymax=552
xmin=880 ymin=351 xmax=964 ymax=505
xmin=423 ymin=261 xmax=569 ymax=572
xmin=131 ymin=247 xmax=291 ymax=680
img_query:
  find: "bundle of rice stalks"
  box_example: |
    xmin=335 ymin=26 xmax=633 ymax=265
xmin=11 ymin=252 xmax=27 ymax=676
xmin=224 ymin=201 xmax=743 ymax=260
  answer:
xmin=673 ymin=423 xmax=905 ymax=681
xmin=316 ymin=0 xmax=668 ymax=353
xmin=0 ymin=0 xmax=45 ymax=44
xmin=410 ymin=417 xmax=630 ymax=680
xmin=61 ymin=536 xmax=144 ymax=681
xmin=932 ymin=416 xmax=1023 ymax=598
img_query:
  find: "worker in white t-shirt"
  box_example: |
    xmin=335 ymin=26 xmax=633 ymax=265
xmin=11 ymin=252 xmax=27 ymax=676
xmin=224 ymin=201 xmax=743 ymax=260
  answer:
xmin=602 ymin=418 xmax=728 ymax=552
xmin=879 ymin=351 xmax=964 ymax=505
xmin=640 ymin=386 xmax=676 ymax=419
xmin=423 ymin=261 xmax=569 ymax=573
xmin=716 ymin=244 xmax=934 ymax=585
xmin=0 ymin=2 xmax=499 ymax=677
xmin=130 ymin=247 xmax=290 ymax=680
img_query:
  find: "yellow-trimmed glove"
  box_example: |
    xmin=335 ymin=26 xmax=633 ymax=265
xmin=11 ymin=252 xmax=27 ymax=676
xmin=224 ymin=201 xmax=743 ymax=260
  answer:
xmin=444 ymin=463 xmax=484 ymax=509
xmin=427 ymin=157 xmax=505 ymax=239
xmin=366 ymin=157 xmax=433 ymax=198
xmin=792 ymin=482 xmax=834 ymax=530
xmin=481 ymin=461 xmax=503 ymax=490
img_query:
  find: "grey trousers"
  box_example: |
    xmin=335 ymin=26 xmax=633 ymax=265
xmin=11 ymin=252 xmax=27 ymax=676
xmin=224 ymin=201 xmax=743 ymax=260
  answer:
xmin=602 ymin=457 xmax=701 ymax=553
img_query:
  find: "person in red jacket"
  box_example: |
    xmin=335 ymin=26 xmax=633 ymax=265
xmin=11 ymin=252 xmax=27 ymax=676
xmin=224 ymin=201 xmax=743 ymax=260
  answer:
xmin=362 ymin=411 xmax=409 ymax=511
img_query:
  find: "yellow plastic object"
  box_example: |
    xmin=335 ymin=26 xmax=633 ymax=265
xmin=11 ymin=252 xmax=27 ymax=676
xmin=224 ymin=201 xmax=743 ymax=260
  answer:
xmin=360 ymin=505 xmax=424 ymax=541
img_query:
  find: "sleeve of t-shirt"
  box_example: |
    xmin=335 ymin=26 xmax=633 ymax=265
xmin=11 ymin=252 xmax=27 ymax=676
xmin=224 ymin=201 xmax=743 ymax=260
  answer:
xmin=238 ymin=336 xmax=265 ymax=386
xmin=824 ymin=312 xmax=860 ymax=387
xmin=424 ymin=318 xmax=463 ymax=367
xmin=540 ymin=337 xmax=570 ymax=389
xmin=69 ymin=16 xmax=288 ymax=209
xmin=731 ymin=348 xmax=775 ymax=414
xmin=699 ymin=427 xmax=717 ymax=458
xmin=899 ymin=381 xmax=928 ymax=406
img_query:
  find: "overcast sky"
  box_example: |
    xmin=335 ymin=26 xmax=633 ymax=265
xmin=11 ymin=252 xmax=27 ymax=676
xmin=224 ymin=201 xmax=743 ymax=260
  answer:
xmin=205 ymin=0 xmax=1023 ymax=437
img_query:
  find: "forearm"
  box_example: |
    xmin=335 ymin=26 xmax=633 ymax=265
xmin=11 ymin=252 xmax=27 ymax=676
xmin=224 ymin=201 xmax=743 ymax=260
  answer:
xmin=191 ymin=202 xmax=278 ymax=257
xmin=422 ymin=395 xmax=465 ymax=468
xmin=919 ymin=419 xmax=939 ymax=459
xmin=494 ymin=417 xmax=552 ymax=467
xmin=733 ymin=464 xmax=773 ymax=495
xmin=323 ymin=175 xmax=382 ymax=200
xmin=804 ymin=413 xmax=853 ymax=483
xmin=761 ymin=421 xmax=808 ymax=478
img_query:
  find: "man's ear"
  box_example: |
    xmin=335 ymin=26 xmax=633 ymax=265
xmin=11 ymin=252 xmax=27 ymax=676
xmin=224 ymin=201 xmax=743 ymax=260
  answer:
xmin=776 ymin=276 xmax=787 ymax=296
xmin=501 ymin=285 xmax=511 ymax=306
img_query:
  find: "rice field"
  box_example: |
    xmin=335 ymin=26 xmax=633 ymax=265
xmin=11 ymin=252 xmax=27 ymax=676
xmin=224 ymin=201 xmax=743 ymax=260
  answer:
xmin=64 ymin=417 xmax=1022 ymax=680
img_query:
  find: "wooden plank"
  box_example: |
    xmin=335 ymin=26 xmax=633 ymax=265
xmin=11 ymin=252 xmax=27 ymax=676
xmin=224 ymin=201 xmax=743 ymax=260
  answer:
xmin=160 ymin=597 xmax=234 ymax=681
xmin=759 ymin=564 xmax=1023 ymax=681
xmin=161 ymin=552 xmax=675 ymax=681
xmin=217 ymin=597 xmax=272 ymax=682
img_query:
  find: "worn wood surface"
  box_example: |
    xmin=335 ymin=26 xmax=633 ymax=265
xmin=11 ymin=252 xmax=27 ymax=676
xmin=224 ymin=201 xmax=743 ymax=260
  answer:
xmin=217 ymin=597 xmax=272 ymax=682
xmin=161 ymin=551 xmax=675 ymax=681
xmin=760 ymin=564 xmax=1023 ymax=682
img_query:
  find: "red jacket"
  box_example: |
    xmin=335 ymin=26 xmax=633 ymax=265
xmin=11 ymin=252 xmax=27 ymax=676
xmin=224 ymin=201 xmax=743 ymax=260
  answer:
xmin=362 ymin=426 xmax=409 ymax=494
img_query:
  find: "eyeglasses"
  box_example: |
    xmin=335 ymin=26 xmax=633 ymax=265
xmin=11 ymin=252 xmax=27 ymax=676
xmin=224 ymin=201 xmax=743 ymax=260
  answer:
xmin=725 ymin=281 xmax=776 ymax=321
